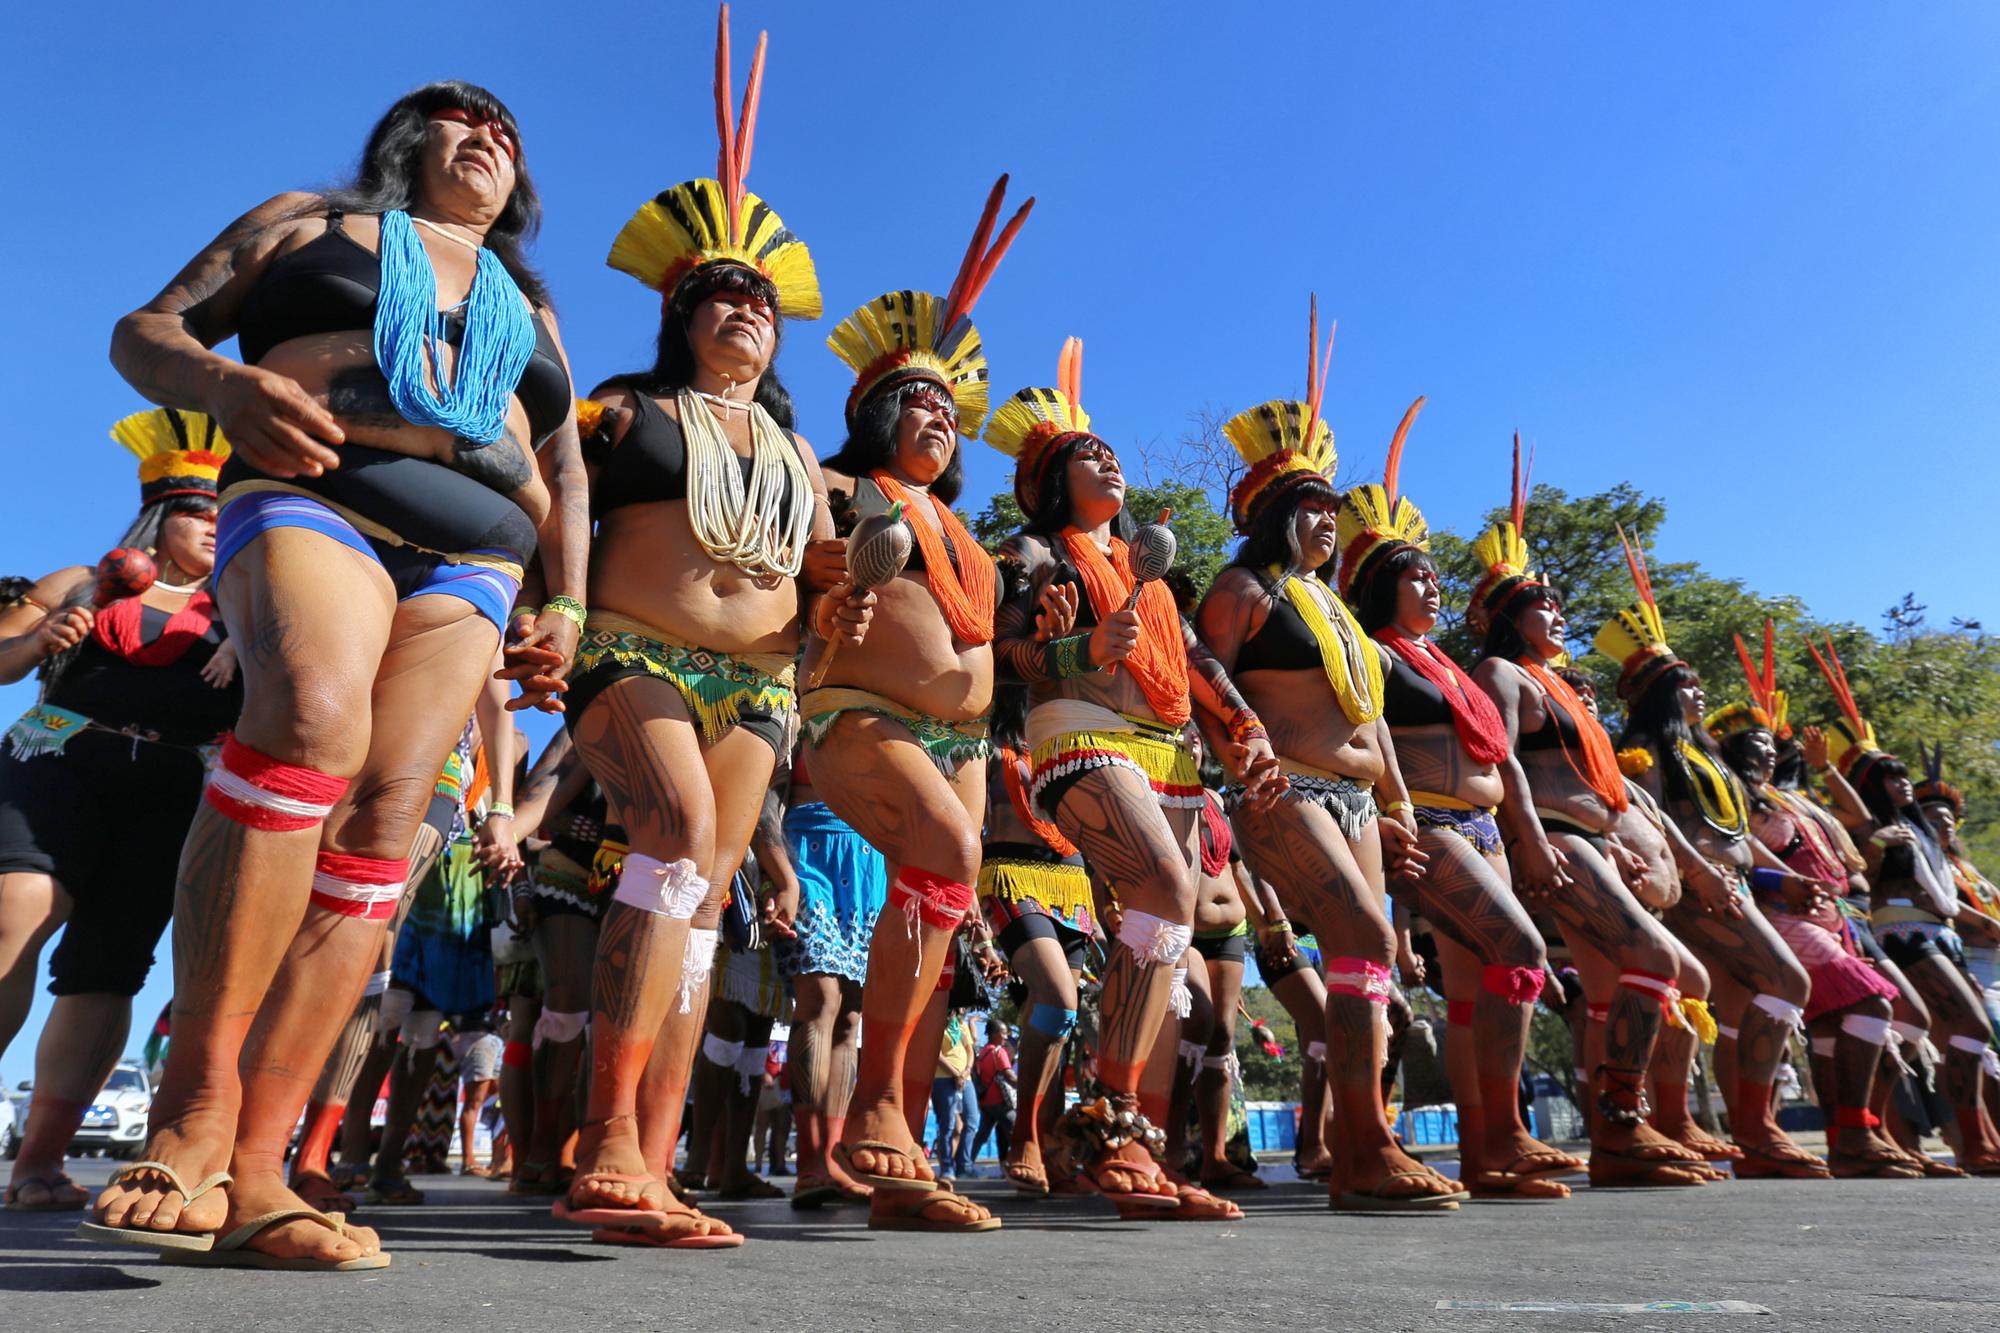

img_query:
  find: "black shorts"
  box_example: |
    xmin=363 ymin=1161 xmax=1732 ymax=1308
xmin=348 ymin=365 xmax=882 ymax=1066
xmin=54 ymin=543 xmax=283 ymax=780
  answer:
xmin=1192 ymin=929 xmax=1249 ymax=966
xmin=1878 ymin=926 xmax=1966 ymax=972
xmin=0 ymin=732 xmax=207 ymax=996
xmin=997 ymin=910 xmax=1089 ymax=972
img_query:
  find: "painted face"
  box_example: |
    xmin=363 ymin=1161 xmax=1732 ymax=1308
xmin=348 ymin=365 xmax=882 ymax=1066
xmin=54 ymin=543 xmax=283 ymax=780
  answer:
xmin=891 ymin=385 xmax=959 ymax=483
xmin=1289 ymin=497 xmax=1338 ymax=570
xmin=1393 ymin=559 xmax=1440 ymax=634
xmin=1742 ymin=728 xmax=1778 ymax=779
xmin=687 ymin=284 xmax=777 ymax=379
xmin=1514 ymin=591 xmax=1566 ymax=661
xmin=157 ymin=508 xmax=217 ymax=578
xmin=1064 ymin=437 xmax=1125 ymax=519
xmin=422 ymin=108 xmax=518 ymax=214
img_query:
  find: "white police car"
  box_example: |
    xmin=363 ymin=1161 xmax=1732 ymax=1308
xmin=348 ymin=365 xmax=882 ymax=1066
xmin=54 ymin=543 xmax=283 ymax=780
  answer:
xmin=69 ymin=1063 xmax=153 ymax=1158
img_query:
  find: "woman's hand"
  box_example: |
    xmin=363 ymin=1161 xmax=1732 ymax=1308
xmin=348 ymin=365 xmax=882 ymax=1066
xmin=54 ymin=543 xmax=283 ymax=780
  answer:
xmin=36 ymin=606 xmax=92 ymax=657
xmin=760 ymin=876 xmax=800 ymax=940
xmin=474 ymin=813 xmax=524 ymax=876
xmin=201 ymin=637 xmax=239 ymax=688
xmin=1087 ymin=606 xmax=1141 ymax=667
xmin=1512 ymin=835 xmax=1572 ymax=902
xmin=1032 ymin=582 xmax=1079 ymax=643
xmin=211 ymin=363 xmax=345 ymax=479
xmin=812 ymin=582 xmax=876 ymax=649
xmin=499 ymin=610 xmax=578 ymax=714
xmin=1689 ymin=860 xmax=1745 ymax=919
xmin=1379 ymin=813 xmax=1429 ymax=881
xmin=1799 ymin=726 xmax=1831 ymax=773
xmin=1258 ymin=920 xmax=1298 ymax=969
xmin=801 ymin=539 xmax=848 ymax=595
xmin=1224 ymin=734 xmax=1288 ymax=811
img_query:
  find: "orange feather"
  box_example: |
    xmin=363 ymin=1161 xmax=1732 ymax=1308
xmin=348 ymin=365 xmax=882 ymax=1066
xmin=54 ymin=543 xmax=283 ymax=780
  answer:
xmin=1383 ymin=396 xmax=1424 ymax=511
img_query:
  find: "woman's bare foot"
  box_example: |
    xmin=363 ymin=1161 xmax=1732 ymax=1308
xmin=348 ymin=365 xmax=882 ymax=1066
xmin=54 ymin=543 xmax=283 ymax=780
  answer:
xmin=5 ymin=1170 xmax=88 ymax=1209
xmin=840 ymin=1103 xmax=933 ymax=1185
xmin=288 ymin=1168 xmax=357 ymax=1213
xmin=567 ymin=1114 xmax=657 ymax=1211
xmin=214 ymin=1170 xmax=382 ymax=1264
xmin=1089 ymin=1140 xmax=1171 ymax=1198
xmin=1484 ymin=1129 xmax=1586 ymax=1179
xmin=1343 ymin=1141 xmax=1461 ymax=1200
xmin=89 ymin=1116 xmax=236 ymax=1238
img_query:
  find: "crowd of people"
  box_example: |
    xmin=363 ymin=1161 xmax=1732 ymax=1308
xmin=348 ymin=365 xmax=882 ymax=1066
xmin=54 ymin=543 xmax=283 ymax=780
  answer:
xmin=0 ymin=4 xmax=1993 ymax=1272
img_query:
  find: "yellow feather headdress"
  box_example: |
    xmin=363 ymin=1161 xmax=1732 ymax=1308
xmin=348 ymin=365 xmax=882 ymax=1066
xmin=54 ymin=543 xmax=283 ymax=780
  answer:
xmin=110 ymin=407 xmax=232 ymax=505
xmin=984 ymin=337 xmax=1094 ymax=513
xmin=827 ymin=175 xmax=1033 ymax=428
xmin=606 ymin=5 xmax=821 ymax=319
xmin=1333 ymin=396 xmax=1428 ymax=599
xmin=1225 ymin=294 xmax=1338 ymax=534
xmin=1591 ymin=526 xmax=1681 ymax=703
xmin=1806 ymin=632 xmax=1884 ymax=782
xmin=1705 ymin=618 xmax=1790 ymax=741
xmin=1468 ymin=433 xmax=1544 ymax=627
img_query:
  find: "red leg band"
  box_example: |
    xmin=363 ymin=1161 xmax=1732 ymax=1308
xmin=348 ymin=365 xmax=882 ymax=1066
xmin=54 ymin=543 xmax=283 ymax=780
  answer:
xmin=1446 ymin=999 xmax=1475 ymax=1026
xmin=503 ymin=1039 xmax=532 ymax=1070
xmin=1833 ymin=1106 xmax=1880 ymax=1129
xmin=892 ymin=866 xmax=975 ymax=932
xmin=1325 ymin=957 xmax=1394 ymax=1003
xmin=934 ymin=950 xmax=958 ymax=994
xmin=1586 ymin=1003 xmax=1610 ymax=1023
xmin=1482 ymin=963 xmax=1545 ymax=1006
xmin=205 ymin=735 xmax=348 ymax=831
xmin=308 ymin=850 xmax=409 ymax=920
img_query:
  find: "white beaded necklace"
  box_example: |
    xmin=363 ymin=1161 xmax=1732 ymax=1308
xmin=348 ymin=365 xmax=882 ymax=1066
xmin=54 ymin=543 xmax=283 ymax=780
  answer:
xmin=675 ymin=387 xmax=810 ymax=578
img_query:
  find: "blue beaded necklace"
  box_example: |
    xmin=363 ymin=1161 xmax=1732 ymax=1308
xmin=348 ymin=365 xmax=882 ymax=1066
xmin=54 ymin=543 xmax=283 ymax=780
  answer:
xmin=373 ymin=209 xmax=535 ymax=444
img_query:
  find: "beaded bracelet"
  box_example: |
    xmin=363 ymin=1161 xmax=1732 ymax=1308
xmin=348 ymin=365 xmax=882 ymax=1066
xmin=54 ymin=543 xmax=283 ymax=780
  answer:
xmin=487 ymin=803 xmax=515 ymax=819
xmin=541 ymin=596 xmax=588 ymax=633
xmin=1379 ymin=799 xmax=1413 ymax=817
xmin=1225 ymin=708 xmax=1267 ymax=746
xmin=1045 ymin=634 xmax=1100 ymax=679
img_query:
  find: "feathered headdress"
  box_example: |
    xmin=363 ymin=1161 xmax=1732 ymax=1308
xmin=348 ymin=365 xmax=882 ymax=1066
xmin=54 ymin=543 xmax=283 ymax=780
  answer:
xmin=1468 ymin=433 xmax=1544 ymax=627
xmin=1592 ymin=526 xmax=1681 ymax=703
xmin=1806 ymin=632 xmax=1884 ymax=782
xmin=1333 ymin=396 xmax=1428 ymax=599
xmin=827 ymin=175 xmax=1032 ymax=428
xmin=984 ymin=337 xmax=1094 ymax=513
xmin=1913 ymin=741 xmax=1963 ymax=818
xmin=1708 ymin=619 xmax=1789 ymax=741
xmin=1224 ymin=295 xmax=1339 ymax=534
xmin=111 ymin=408 xmax=231 ymax=505
xmin=606 ymin=4 xmax=821 ymax=319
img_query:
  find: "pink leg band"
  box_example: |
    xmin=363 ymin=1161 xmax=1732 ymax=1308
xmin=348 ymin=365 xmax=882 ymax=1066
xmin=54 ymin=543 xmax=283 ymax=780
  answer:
xmin=204 ymin=735 xmax=348 ymax=831
xmin=1618 ymin=968 xmax=1682 ymax=1026
xmin=1325 ymin=958 xmax=1394 ymax=1003
xmin=1482 ymin=963 xmax=1546 ymax=1006
xmin=308 ymin=851 xmax=409 ymax=920
xmin=892 ymin=867 xmax=975 ymax=932
xmin=1446 ymin=999 xmax=1475 ymax=1026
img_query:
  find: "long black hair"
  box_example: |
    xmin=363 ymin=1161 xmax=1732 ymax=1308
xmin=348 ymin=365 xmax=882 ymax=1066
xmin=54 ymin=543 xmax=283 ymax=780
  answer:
xmin=608 ymin=263 xmax=794 ymax=431
xmin=1856 ymin=756 xmax=1947 ymax=883
xmin=314 ymin=81 xmax=549 ymax=307
xmin=821 ymin=380 xmax=962 ymax=504
xmin=40 ymin=495 xmax=217 ymax=692
xmin=1021 ymin=435 xmax=1132 ymax=542
xmin=1617 ymin=663 xmax=1707 ymax=811
xmin=1231 ymin=480 xmax=1338 ymax=582
xmin=1717 ymin=730 xmax=1779 ymax=814
xmin=1351 ymin=545 xmax=1433 ymax=635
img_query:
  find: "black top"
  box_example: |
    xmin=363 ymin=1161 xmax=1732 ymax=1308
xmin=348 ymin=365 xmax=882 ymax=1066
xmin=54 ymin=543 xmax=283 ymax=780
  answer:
xmin=586 ymin=389 xmax=803 ymax=526
xmin=1519 ymin=676 xmax=1586 ymax=753
xmin=1235 ymin=578 xmax=1322 ymax=674
xmin=849 ymin=475 xmax=958 ymax=575
xmin=237 ymin=212 xmax=570 ymax=441
xmin=49 ymin=606 xmax=242 ymax=745
xmin=1382 ymin=653 xmax=1452 ymax=727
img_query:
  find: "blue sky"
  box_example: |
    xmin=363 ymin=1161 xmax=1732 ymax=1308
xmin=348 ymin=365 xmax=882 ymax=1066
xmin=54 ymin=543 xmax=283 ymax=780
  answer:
xmin=3 ymin=1 xmax=1996 ymax=1084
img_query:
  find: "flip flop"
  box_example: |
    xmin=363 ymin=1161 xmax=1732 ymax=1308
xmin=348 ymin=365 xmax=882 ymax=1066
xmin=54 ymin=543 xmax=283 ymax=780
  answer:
xmin=75 ymin=1161 xmax=232 ymax=1253
xmin=1827 ymin=1151 xmax=1924 ymax=1180
xmin=290 ymin=1171 xmax=359 ymax=1214
xmin=1732 ymin=1143 xmax=1832 ymax=1180
xmin=1498 ymin=1149 xmax=1587 ymax=1179
xmin=590 ymin=1212 xmax=744 ymax=1250
xmin=1003 ymin=1159 xmax=1050 ymax=1198
xmin=1587 ymin=1151 xmax=1711 ymax=1189
xmin=364 ymin=1179 xmax=425 ymax=1205
xmin=1079 ymin=1158 xmax=1180 ymax=1210
xmin=1292 ymin=1157 xmax=1335 ymax=1183
xmin=790 ymin=1182 xmax=843 ymax=1210
xmin=1469 ymin=1170 xmax=1572 ymax=1200
xmin=1123 ymin=1182 xmax=1243 ymax=1221
xmin=1909 ymin=1153 xmax=1967 ymax=1179
xmin=159 ymin=1208 xmax=389 ymax=1272
xmin=1332 ymin=1169 xmax=1468 ymax=1212
xmin=866 ymin=1189 xmax=1003 ymax=1234
xmin=832 ymin=1141 xmax=937 ymax=1193
xmin=1199 ymin=1166 xmax=1267 ymax=1193
xmin=5 ymin=1174 xmax=88 ymax=1212
xmin=554 ymin=1172 xmax=674 ymax=1227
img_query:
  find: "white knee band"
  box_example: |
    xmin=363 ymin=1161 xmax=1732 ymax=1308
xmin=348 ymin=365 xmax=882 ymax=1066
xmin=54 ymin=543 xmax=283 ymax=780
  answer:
xmin=679 ymin=927 xmax=721 ymax=1014
xmin=1891 ymin=1020 xmax=1928 ymax=1046
xmin=1200 ymin=1053 xmax=1230 ymax=1071
xmin=532 ymin=1009 xmax=589 ymax=1049
xmin=1177 ymin=1039 xmax=1205 ymax=1070
xmin=362 ymin=969 xmax=393 ymax=998
xmin=735 ymin=1043 xmax=771 ymax=1095
xmin=1948 ymin=1034 xmax=2000 ymax=1078
xmin=1752 ymin=993 xmax=1807 ymax=1034
xmin=1169 ymin=965 xmax=1192 ymax=1020
xmin=404 ymin=1011 xmax=445 ymax=1050
xmin=1716 ymin=1023 xmax=1740 ymax=1040
xmin=1119 ymin=910 xmax=1193 ymax=967
xmin=377 ymin=986 xmax=414 ymax=1044
xmin=614 ymin=855 xmax=709 ymax=919
xmin=1840 ymin=1014 xmax=1892 ymax=1047
xmin=703 ymin=1035 xmax=745 ymax=1069
xmin=1306 ymin=1040 xmax=1328 ymax=1063
xmin=1810 ymin=1037 xmax=1838 ymax=1058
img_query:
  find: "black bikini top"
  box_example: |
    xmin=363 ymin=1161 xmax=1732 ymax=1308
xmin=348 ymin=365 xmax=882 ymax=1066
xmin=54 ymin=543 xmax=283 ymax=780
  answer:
xmin=237 ymin=211 xmax=571 ymax=441
xmin=1383 ymin=652 xmax=1453 ymax=727
xmin=584 ymin=388 xmax=804 ymax=525
xmin=1235 ymin=578 xmax=1322 ymax=674
xmin=848 ymin=475 xmax=959 ymax=575
xmin=1519 ymin=676 xmax=1586 ymax=753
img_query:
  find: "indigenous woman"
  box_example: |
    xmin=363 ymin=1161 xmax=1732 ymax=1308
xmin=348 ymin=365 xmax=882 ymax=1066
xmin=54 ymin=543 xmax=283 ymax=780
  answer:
xmin=1596 ymin=543 xmax=1823 ymax=1179
xmin=1193 ymin=313 xmax=1460 ymax=1208
xmin=804 ymin=177 xmax=1035 ymax=1235
xmin=1707 ymin=633 xmax=1911 ymax=1176
xmin=988 ymin=339 xmax=1286 ymax=1209
xmin=1463 ymin=446 xmax=1707 ymax=1188
xmin=559 ymin=9 xmax=852 ymax=1247
xmin=979 ymin=682 xmax=1092 ymax=1197
xmin=0 ymin=412 xmax=241 ymax=1212
xmin=86 ymin=80 xmax=585 ymax=1270
xmin=1336 ymin=405 xmax=1581 ymax=1199
xmin=1814 ymin=645 xmax=2000 ymax=1173
xmin=1915 ymin=753 xmax=2000 ymax=1031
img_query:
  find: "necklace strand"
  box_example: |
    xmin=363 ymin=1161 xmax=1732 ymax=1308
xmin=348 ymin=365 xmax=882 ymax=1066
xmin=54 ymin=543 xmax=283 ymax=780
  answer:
xmin=674 ymin=388 xmax=811 ymax=578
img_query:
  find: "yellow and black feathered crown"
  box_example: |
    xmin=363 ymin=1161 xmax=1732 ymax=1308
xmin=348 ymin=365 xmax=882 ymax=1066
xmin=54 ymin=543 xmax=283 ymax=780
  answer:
xmin=1592 ymin=526 xmax=1682 ymax=703
xmin=111 ymin=408 xmax=231 ymax=506
xmin=1707 ymin=618 xmax=1790 ymax=742
xmin=1225 ymin=295 xmax=1338 ymax=534
xmin=827 ymin=175 xmax=1033 ymax=428
xmin=1468 ymin=433 xmax=1547 ymax=628
xmin=1806 ymin=632 xmax=1885 ymax=783
xmin=1333 ymin=396 xmax=1428 ymax=599
xmin=984 ymin=337 xmax=1094 ymax=513
xmin=606 ymin=5 xmax=820 ymax=319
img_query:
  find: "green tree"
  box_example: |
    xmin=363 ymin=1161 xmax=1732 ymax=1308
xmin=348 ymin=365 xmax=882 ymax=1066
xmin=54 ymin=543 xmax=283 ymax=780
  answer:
xmin=962 ymin=482 xmax=1236 ymax=593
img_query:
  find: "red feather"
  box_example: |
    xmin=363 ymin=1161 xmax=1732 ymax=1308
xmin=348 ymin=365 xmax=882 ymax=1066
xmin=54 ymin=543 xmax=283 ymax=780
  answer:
xmin=1383 ymin=395 xmax=1425 ymax=511
xmin=733 ymin=30 xmax=768 ymax=208
xmin=1058 ymin=337 xmax=1083 ymax=411
xmin=1616 ymin=525 xmax=1656 ymax=611
xmin=714 ymin=5 xmax=736 ymax=232
xmin=942 ymin=176 xmax=1034 ymax=336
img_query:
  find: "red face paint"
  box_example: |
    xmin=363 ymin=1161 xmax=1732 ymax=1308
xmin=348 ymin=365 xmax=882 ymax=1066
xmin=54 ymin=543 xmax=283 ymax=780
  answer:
xmin=434 ymin=107 xmax=518 ymax=161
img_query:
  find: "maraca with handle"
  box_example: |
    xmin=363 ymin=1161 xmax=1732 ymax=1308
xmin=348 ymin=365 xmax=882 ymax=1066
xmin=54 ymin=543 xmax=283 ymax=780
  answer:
xmin=805 ymin=501 xmax=915 ymax=689
xmin=1120 ymin=508 xmax=1177 ymax=611
xmin=93 ymin=547 xmax=158 ymax=608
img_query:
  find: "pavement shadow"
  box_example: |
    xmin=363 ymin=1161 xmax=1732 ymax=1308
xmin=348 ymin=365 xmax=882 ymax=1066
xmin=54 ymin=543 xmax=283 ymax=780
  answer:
xmin=379 ymin=1243 xmax=619 ymax=1263
xmin=0 ymin=1257 xmax=161 ymax=1292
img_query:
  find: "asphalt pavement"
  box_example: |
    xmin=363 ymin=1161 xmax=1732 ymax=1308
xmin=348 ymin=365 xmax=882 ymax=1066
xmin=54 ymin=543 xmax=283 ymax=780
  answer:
xmin=4 ymin=1156 xmax=1998 ymax=1332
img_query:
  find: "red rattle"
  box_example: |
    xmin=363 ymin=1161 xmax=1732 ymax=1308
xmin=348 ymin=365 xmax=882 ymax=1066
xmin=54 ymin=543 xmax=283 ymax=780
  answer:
xmin=94 ymin=548 xmax=158 ymax=608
